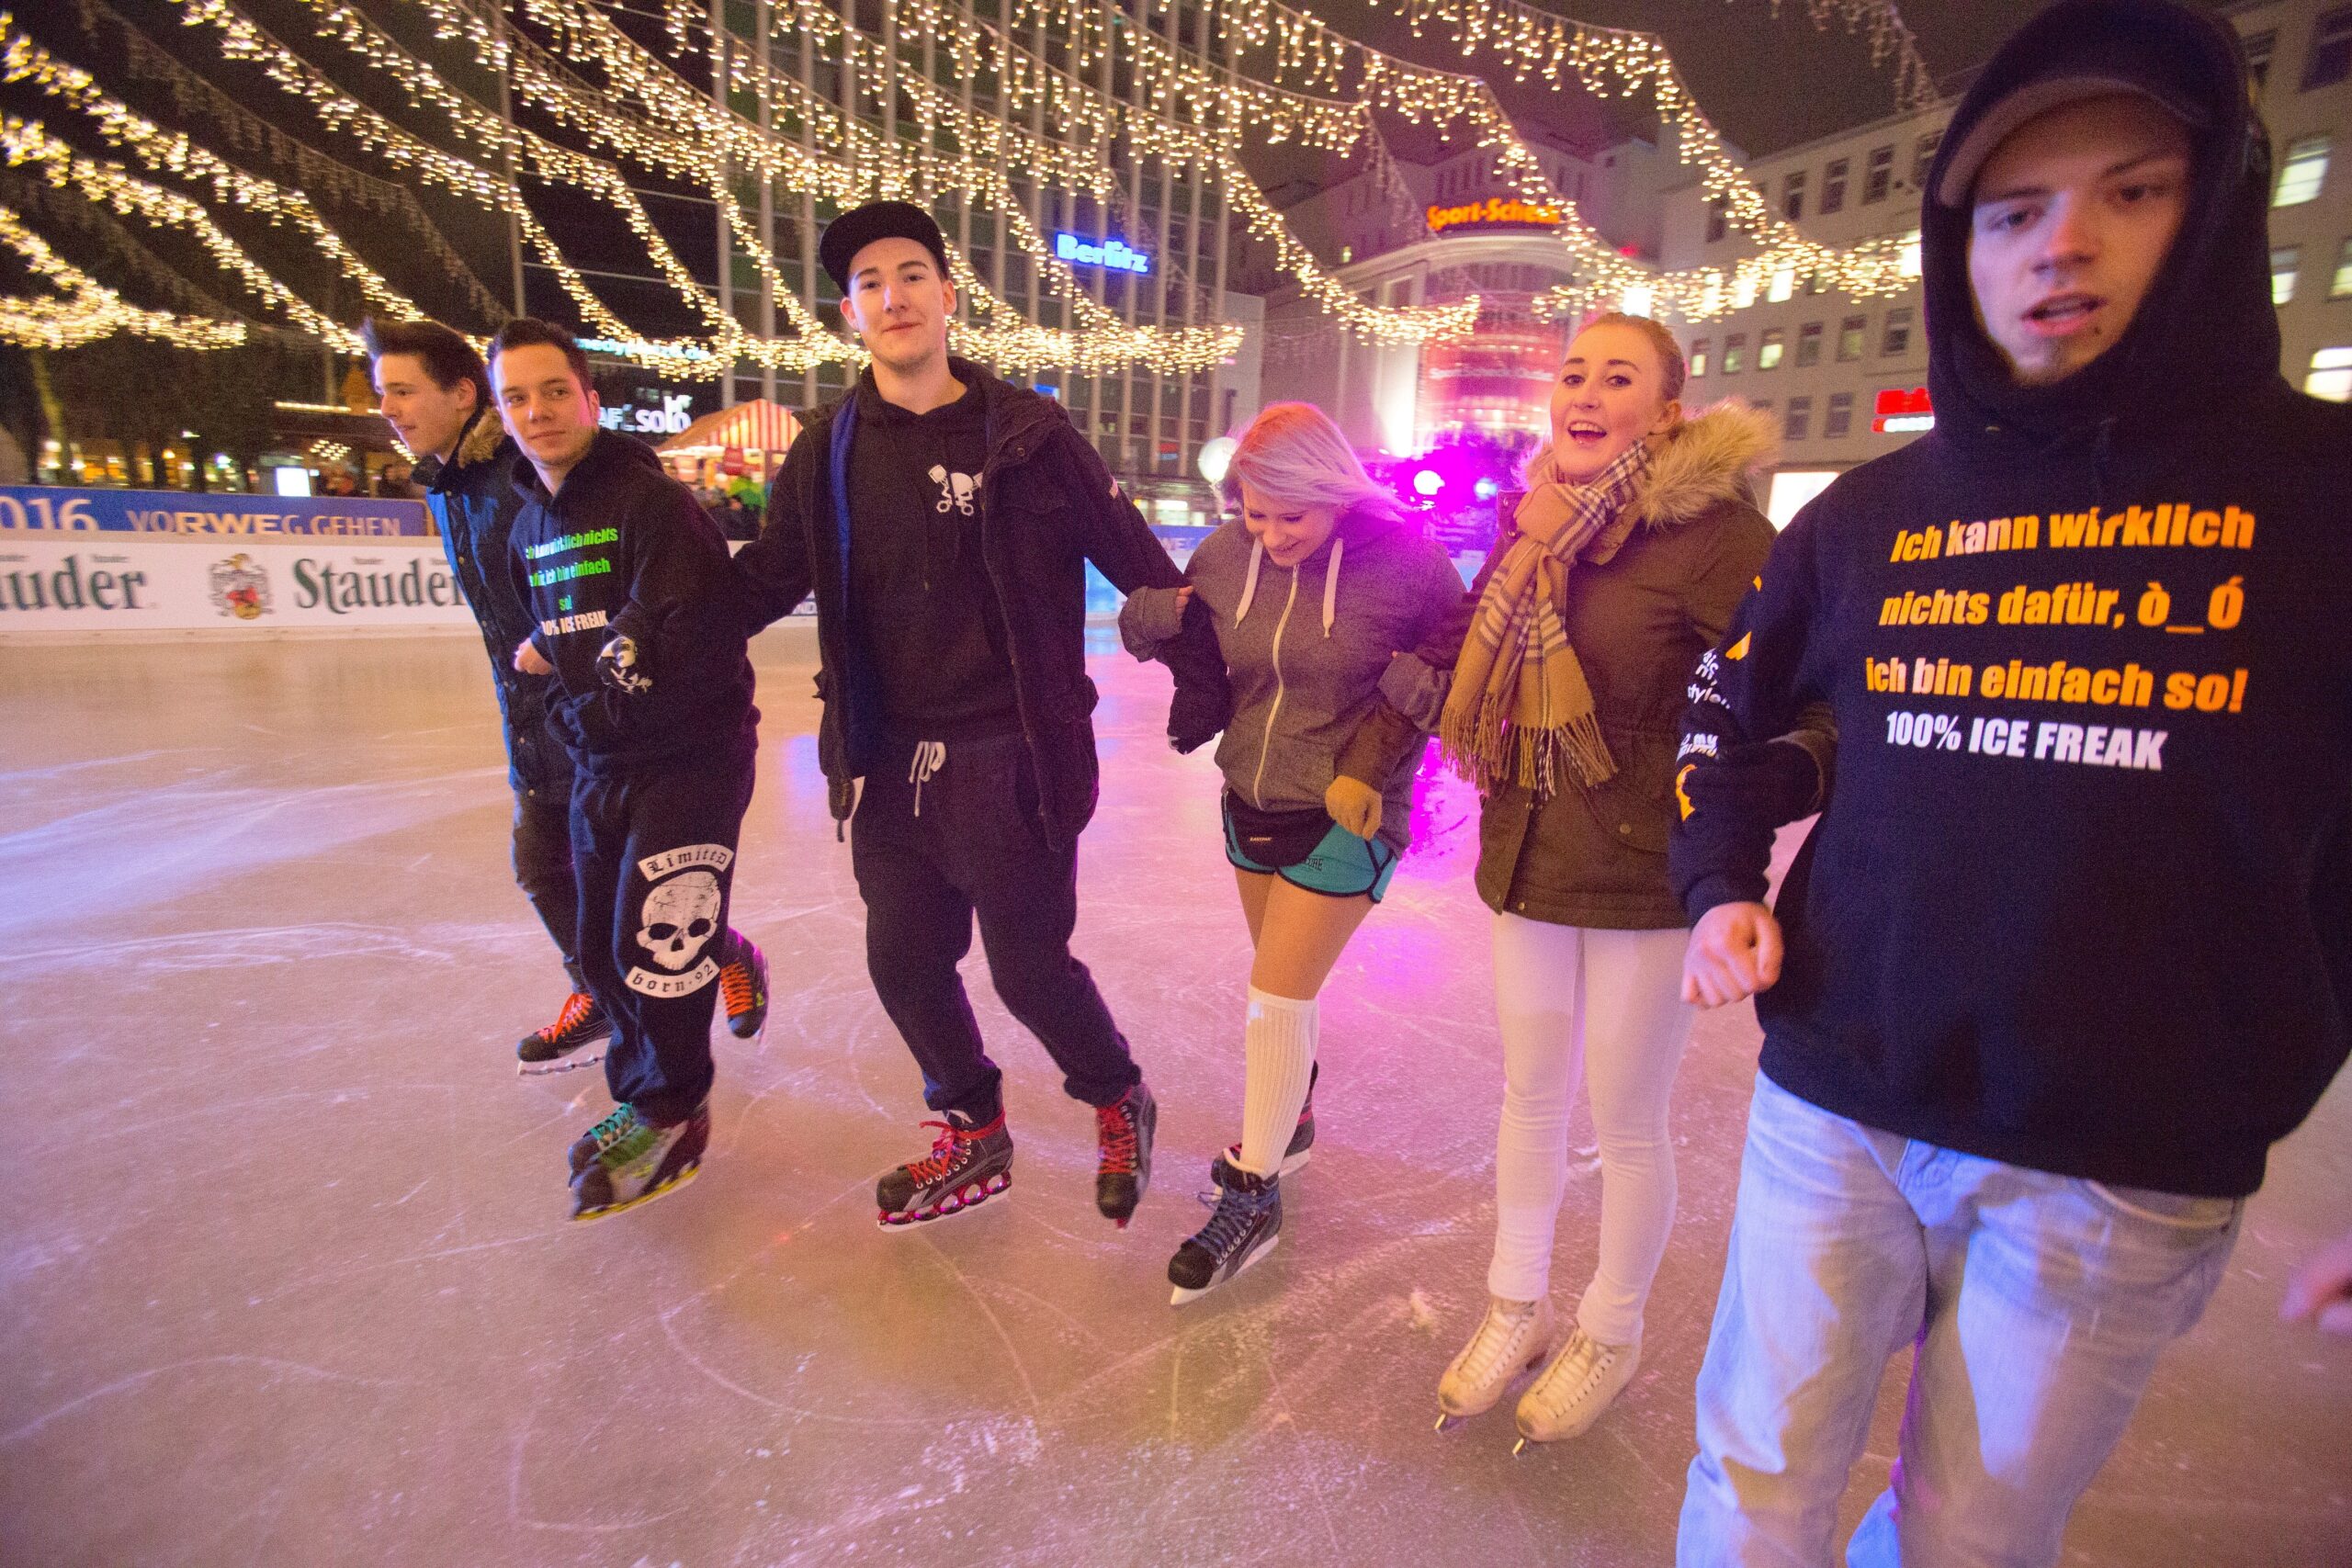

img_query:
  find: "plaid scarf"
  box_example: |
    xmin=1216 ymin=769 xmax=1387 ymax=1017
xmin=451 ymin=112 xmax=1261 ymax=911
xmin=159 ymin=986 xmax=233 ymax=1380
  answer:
xmin=1441 ymin=438 xmax=1652 ymax=798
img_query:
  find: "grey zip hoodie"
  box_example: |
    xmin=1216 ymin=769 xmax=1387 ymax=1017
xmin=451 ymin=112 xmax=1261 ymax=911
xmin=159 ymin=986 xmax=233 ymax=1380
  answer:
xmin=1122 ymin=505 xmax=1464 ymax=851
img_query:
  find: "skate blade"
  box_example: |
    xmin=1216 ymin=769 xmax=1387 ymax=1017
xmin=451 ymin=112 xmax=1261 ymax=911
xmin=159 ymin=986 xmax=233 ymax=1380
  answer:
xmin=518 ymin=1048 xmax=607 ymax=1077
xmin=1168 ymin=1234 xmax=1279 ymax=1307
xmin=569 ymin=1160 xmax=700 ymax=1223
xmin=877 ymin=1174 xmax=1012 ymax=1233
xmin=1436 ymin=1347 xmax=1552 ymax=1429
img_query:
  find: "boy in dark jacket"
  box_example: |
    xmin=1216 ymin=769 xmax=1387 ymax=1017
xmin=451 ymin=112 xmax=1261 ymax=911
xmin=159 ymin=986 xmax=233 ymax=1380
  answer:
xmin=492 ymin=319 xmax=770 ymax=1223
xmin=1669 ymin=3 xmax=2352 ymax=1561
xmin=365 ymin=318 xmax=602 ymax=1074
xmin=733 ymin=201 xmax=1227 ymax=1232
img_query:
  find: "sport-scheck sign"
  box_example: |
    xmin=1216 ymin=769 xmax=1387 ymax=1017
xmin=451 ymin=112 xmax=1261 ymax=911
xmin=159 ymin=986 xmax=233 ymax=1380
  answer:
xmin=0 ymin=535 xmax=473 ymax=630
xmin=1425 ymin=197 xmax=1565 ymax=234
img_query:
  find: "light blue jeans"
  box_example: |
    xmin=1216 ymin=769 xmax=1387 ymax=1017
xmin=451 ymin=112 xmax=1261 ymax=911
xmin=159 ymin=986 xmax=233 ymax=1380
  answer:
xmin=1678 ymin=1072 xmax=2244 ymax=1568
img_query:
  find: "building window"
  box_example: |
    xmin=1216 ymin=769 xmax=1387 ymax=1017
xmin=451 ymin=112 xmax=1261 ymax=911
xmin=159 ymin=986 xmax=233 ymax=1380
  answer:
xmin=1838 ymin=314 xmax=1867 ymax=361
xmin=1782 ymin=171 xmax=1806 ymax=222
xmin=1864 ymin=144 xmax=1894 ymax=204
xmin=1825 ymin=391 xmax=1855 ymax=438
xmin=1705 ymin=196 xmax=1729 ymax=244
xmin=2274 ymin=245 xmax=2302 ymax=304
xmin=1911 ymin=130 xmax=1943 ymax=190
xmin=1796 ymin=321 xmax=1824 ymax=367
xmin=1822 ymin=157 xmax=1849 ymax=214
xmin=1758 ymin=328 xmax=1785 ymax=370
xmin=2277 ymin=136 xmax=2331 ymax=207
xmin=2245 ymin=29 xmax=2276 ymax=94
xmin=1882 ymin=308 xmax=1914 ymax=356
xmin=1723 ymin=333 xmax=1747 ymax=374
xmin=1690 ymin=338 xmax=1711 ymax=377
xmin=2303 ymin=8 xmax=2352 ymax=90
xmin=2334 ymin=236 xmax=2352 ymax=299
xmin=2309 ymin=346 xmax=2352 ymax=401
xmin=1768 ymin=265 xmax=1796 ymax=303
xmin=1751 ymin=400 xmax=1773 ymax=418
xmin=1785 ymin=397 xmax=1813 ymax=441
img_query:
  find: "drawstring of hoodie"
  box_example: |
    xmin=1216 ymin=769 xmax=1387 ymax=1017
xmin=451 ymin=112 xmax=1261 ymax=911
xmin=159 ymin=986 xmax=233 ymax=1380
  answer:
xmin=908 ymin=740 xmax=946 ymax=816
xmin=1320 ymin=537 xmax=1342 ymax=636
xmin=1232 ymin=534 xmax=1344 ymax=635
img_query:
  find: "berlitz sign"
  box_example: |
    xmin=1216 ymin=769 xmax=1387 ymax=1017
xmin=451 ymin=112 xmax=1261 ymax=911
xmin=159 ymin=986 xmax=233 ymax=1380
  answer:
xmin=1052 ymin=232 xmax=1153 ymax=275
xmin=1425 ymin=197 xmax=1564 ymax=234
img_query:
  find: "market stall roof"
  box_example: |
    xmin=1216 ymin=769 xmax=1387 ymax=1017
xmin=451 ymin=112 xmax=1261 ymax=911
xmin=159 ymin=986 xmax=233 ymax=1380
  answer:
xmin=659 ymin=399 xmax=802 ymax=456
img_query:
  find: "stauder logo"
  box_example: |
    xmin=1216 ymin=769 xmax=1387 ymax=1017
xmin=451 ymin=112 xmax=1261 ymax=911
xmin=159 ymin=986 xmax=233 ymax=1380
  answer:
xmin=1425 ymin=197 xmax=1564 ymax=234
xmin=209 ymin=552 xmax=272 ymax=620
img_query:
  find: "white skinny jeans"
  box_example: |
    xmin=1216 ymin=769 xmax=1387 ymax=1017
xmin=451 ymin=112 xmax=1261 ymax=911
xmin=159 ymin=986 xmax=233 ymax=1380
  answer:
xmin=1487 ymin=912 xmax=1696 ymax=1347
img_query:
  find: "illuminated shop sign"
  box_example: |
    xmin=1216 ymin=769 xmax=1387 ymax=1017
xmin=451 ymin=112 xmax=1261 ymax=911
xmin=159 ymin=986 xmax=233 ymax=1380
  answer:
xmin=1053 ymin=232 xmax=1153 ymax=274
xmin=598 ymin=391 xmax=696 ymax=436
xmin=1873 ymin=387 xmax=1934 ymax=434
xmin=1425 ymin=197 xmax=1565 ymax=234
xmin=577 ymin=334 xmax=714 ymax=364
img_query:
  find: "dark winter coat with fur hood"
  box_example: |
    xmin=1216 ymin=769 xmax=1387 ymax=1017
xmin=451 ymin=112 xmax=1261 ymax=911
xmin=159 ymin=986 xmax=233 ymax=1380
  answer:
xmin=1365 ymin=402 xmax=1804 ymax=927
xmin=417 ymin=408 xmax=570 ymax=800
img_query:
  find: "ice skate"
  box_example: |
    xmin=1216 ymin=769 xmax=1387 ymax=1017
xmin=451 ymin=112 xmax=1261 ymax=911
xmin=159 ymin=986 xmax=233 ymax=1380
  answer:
xmin=876 ymin=1111 xmax=1013 ymax=1229
xmin=1435 ymin=1294 xmax=1554 ymax=1432
xmin=516 ymin=990 xmax=610 ymax=1076
xmin=567 ymin=1101 xmax=708 ymax=1222
xmin=1210 ymin=1062 xmax=1317 ymax=1191
xmin=1512 ymin=1326 xmax=1638 ymax=1452
xmin=1093 ymin=1081 xmax=1156 ymax=1227
xmin=718 ymin=932 xmax=770 ymax=1041
xmin=1167 ymin=1165 xmax=1281 ymax=1305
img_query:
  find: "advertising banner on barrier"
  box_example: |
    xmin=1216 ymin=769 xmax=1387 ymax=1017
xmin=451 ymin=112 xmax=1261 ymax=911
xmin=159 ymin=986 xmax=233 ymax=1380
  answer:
xmin=0 ymin=485 xmax=430 ymax=538
xmin=0 ymin=534 xmax=473 ymax=630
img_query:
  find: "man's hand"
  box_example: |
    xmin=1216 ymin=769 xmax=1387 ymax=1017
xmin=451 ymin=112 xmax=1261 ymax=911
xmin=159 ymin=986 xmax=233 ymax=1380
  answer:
xmin=514 ymin=637 xmax=552 ymax=675
xmin=1682 ymin=900 xmax=1783 ymax=1009
xmin=1325 ymin=775 xmax=1382 ymax=840
xmin=2282 ymin=1228 xmax=2352 ymax=1337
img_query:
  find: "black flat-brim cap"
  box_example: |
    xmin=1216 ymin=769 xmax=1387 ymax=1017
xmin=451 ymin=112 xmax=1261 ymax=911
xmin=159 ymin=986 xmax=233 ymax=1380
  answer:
xmin=820 ymin=200 xmax=951 ymax=293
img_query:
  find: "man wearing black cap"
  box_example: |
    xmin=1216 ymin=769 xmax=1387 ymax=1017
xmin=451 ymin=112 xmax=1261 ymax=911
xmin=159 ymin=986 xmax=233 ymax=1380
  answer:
xmin=734 ymin=200 xmax=1227 ymax=1232
xmin=1668 ymin=1 xmax=2352 ymax=1561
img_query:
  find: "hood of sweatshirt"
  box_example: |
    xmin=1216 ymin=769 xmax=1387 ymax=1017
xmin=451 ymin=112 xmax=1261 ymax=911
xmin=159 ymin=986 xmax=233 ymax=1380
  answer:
xmin=1919 ymin=0 xmax=2276 ymax=449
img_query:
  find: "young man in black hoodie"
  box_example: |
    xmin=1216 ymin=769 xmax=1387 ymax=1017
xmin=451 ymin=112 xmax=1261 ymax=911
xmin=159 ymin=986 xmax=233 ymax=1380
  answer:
xmin=491 ymin=319 xmax=771 ymax=1222
xmin=733 ymin=201 xmax=1227 ymax=1231
xmin=1669 ymin=3 xmax=2352 ymax=1561
xmin=365 ymin=318 xmax=602 ymax=1075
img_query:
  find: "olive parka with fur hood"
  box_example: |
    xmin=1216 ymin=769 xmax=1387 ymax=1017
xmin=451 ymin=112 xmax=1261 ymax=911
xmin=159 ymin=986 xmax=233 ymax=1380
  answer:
xmin=1351 ymin=401 xmax=1827 ymax=928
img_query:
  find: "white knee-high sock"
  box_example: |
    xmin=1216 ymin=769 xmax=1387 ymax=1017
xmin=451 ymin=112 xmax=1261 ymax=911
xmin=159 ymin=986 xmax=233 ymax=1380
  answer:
xmin=1238 ymin=986 xmax=1317 ymax=1179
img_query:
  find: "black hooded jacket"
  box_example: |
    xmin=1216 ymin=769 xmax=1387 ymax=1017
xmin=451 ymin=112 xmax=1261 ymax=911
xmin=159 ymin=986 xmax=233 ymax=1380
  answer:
xmin=505 ymin=430 xmax=758 ymax=777
xmin=733 ymin=359 xmax=1229 ymax=846
xmin=1671 ymin=0 xmax=2352 ymax=1198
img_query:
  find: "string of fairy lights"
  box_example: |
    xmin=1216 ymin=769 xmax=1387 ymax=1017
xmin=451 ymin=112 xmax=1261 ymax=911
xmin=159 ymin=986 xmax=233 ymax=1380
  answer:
xmin=0 ymin=0 xmax=1933 ymax=367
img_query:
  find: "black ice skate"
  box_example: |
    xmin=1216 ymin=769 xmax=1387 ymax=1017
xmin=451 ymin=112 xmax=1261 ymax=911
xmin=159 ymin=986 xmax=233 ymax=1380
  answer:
xmin=1093 ymin=1081 xmax=1157 ymax=1227
xmin=718 ymin=932 xmax=770 ymax=1041
xmin=517 ymin=991 xmax=611 ymax=1076
xmin=567 ymin=1101 xmax=708 ymax=1222
xmin=1168 ymin=1165 xmax=1282 ymax=1305
xmin=1210 ymin=1062 xmax=1317 ymax=1192
xmin=876 ymin=1111 xmax=1013 ymax=1230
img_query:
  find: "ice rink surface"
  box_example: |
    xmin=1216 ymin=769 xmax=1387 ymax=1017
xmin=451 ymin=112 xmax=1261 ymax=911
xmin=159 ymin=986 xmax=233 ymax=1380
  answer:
xmin=2 ymin=627 xmax=2346 ymax=1567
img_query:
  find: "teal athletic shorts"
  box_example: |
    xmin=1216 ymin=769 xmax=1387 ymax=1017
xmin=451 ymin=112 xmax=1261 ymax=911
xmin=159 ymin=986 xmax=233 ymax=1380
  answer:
xmin=1222 ymin=796 xmax=1399 ymax=902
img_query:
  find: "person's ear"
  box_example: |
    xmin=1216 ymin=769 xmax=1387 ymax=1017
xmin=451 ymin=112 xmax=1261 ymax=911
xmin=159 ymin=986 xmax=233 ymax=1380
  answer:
xmin=1649 ymin=398 xmax=1684 ymax=437
xmin=838 ymin=295 xmax=858 ymax=333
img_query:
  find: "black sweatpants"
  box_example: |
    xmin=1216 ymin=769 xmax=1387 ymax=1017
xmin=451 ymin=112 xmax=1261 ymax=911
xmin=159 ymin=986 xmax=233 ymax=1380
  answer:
xmin=571 ymin=750 xmax=756 ymax=1123
xmin=512 ymin=788 xmax=585 ymax=991
xmin=851 ymin=732 xmax=1139 ymax=1126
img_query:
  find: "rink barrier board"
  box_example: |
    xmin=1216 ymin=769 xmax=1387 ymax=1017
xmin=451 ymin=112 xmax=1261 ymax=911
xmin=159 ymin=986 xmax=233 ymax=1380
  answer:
xmin=0 ymin=533 xmax=475 ymax=632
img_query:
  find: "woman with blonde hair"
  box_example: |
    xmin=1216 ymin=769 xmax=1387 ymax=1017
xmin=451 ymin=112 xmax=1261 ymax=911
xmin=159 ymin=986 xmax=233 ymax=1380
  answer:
xmin=1120 ymin=400 xmax=1465 ymax=1303
xmin=1351 ymin=313 xmax=1826 ymax=1446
